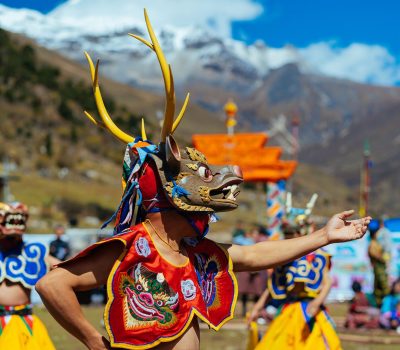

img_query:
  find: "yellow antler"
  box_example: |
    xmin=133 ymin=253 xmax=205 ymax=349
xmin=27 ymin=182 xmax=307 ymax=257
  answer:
xmin=129 ymin=9 xmax=190 ymax=141
xmin=172 ymin=93 xmax=190 ymax=133
xmin=141 ymin=118 xmax=147 ymax=140
xmin=84 ymin=51 xmax=134 ymax=144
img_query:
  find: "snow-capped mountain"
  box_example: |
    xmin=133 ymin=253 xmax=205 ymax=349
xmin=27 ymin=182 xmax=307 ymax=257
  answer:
xmin=2 ymin=0 xmax=400 ymax=93
xmin=0 ymin=3 xmax=304 ymax=95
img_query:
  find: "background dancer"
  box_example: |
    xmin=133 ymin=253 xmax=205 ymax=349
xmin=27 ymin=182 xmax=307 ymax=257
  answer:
xmin=0 ymin=202 xmax=58 ymax=350
xmin=248 ymin=222 xmax=341 ymax=350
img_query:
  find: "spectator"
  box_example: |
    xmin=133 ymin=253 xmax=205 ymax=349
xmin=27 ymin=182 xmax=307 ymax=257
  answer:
xmin=248 ymin=225 xmax=260 ymax=242
xmin=381 ymin=301 xmax=400 ymax=332
xmin=380 ymin=278 xmax=400 ymax=329
xmin=233 ymin=224 xmax=256 ymax=246
xmin=368 ymin=223 xmax=389 ymax=307
xmin=236 ymin=225 xmax=268 ymax=316
xmin=232 ymin=220 xmax=245 ymax=239
xmin=255 ymin=225 xmax=269 ymax=243
xmin=390 ymin=301 xmax=400 ymax=332
xmin=49 ymin=224 xmax=70 ymax=261
xmin=345 ymin=281 xmax=379 ymax=329
xmin=377 ymin=217 xmax=392 ymax=263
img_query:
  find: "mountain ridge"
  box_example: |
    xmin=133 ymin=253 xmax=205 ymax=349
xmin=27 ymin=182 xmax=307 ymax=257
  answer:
xmin=0 ymin=28 xmax=360 ymax=231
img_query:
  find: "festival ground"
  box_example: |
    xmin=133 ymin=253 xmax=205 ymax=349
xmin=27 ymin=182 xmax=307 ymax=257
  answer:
xmin=34 ymin=303 xmax=400 ymax=350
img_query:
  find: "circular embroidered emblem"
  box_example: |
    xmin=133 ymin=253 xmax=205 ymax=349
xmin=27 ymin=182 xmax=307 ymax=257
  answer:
xmin=181 ymin=279 xmax=196 ymax=301
xmin=135 ymin=237 xmax=151 ymax=257
xmin=157 ymin=273 xmax=165 ymax=283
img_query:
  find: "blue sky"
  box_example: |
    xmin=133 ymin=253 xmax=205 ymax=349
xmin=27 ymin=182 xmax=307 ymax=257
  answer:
xmin=233 ymin=1 xmax=399 ymax=56
xmin=2 ymin=0 xmax=398 ymax=55
xmin=1 ymin=0 xmax=399 ymax=85
xmin=0 ymin=0 xmax=65 ymax=13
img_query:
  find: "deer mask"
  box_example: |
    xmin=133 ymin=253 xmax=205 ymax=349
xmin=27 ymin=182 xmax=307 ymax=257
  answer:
xmin=84 ymin=10 xmax=243 ymax=235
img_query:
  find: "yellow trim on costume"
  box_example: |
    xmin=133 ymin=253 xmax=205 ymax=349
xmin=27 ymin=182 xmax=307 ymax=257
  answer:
xmin=103 ymin=237 xmax=129 ymax=348
xmin=214 ymin=242 xmax=239 ymax=329
xmin=103 ymin=230 xmax=238 ymax=349
xmin=267 ymin=270 xmax=287 ymax=300
xmin=316 ymin=248 xmax=332 ymax=258
xmin=316 ymin=248 xmax=332 ymax=271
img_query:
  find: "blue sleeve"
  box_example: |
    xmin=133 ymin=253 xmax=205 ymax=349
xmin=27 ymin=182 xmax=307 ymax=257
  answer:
xmin=381 ymin=295 xmax=393 ymax=313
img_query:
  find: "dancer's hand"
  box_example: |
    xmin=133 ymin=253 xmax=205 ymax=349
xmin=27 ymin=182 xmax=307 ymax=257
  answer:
xmin=102 ymin=337 xmax=111 ymax=350
xmin=306 ymin=300 xmax=320 ymax=318
xmin=88 ymin=336 xmax=111 ymax=350
xmin=247 ymin=309 xmax=259 ymax=326
xmin=325 ymin=210 xmax=371 ymax=244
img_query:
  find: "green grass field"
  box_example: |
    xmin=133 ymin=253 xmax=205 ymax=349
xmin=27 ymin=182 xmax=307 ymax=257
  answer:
xmin=34 ymin=303 xmax=400 ymax=350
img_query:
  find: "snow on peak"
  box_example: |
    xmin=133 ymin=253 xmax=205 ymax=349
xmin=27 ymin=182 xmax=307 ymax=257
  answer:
xmin=1 ymin=1 xmax=399 ymax=86
xmin=0 ymin=2 xmax=292 ymax=88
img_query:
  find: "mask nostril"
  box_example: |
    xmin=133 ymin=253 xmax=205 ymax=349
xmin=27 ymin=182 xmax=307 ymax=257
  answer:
xmin=139 ymin=292 xmax=154 ymax=306
xmin=233 ymin=165 xmax=243 ymax=178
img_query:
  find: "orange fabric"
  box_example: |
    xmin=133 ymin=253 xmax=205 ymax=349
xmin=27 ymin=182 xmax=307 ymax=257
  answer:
xmin=192 ymin=133 xmax=297 ymax=182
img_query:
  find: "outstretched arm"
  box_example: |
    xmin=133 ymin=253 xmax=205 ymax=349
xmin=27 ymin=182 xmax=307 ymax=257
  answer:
xmin=36 ymin=241 xmax=124 ymax=350
xmin=228 ymin=210 xmax=370 ymax=272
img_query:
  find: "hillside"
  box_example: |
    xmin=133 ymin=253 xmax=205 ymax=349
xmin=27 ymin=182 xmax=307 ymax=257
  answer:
xmin=244 ymin=63 xmax=400 ymax=216
xmin=0 ymin=29 xmax=225 ymax=231
xmin=186 ymin=63 xmax=400 ymax=216
xmin=2 ymin=3 xmax=399 ymax=217
xmin=0 ymin=29 xmax=359 ymax=232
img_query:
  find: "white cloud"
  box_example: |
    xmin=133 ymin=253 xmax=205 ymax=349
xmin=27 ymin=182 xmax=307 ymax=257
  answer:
xmin=299 ymin=42 xmax=400 ymax=85
xmin=49 ymin=0 xmax=263 ymax=37
xmin=1 ymin=1 xmax=400 ymax=86
xmin=47 ymin=0 xmax=400 ymax=85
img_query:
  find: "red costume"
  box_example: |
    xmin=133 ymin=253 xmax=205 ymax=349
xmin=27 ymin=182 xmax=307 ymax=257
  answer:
xmin=69 ymin=224 xmax=236 ymax=348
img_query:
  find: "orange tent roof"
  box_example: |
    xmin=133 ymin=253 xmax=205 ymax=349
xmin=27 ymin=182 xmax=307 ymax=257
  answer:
xmin=192 ymin=133 xmax=297 ymax=182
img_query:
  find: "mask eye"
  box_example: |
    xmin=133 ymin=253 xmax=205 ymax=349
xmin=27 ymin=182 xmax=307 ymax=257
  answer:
xmin=198 ymin=164 xmax=213 ymax=182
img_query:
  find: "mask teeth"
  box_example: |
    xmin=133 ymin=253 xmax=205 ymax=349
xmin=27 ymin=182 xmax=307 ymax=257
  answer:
xmin=4 ymin=213 xmax=26 ymax=230
xmin=221 ymin=184 xmax=239 ymax=201
xmin=209 ymin=214 xmax=219 ymax=223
